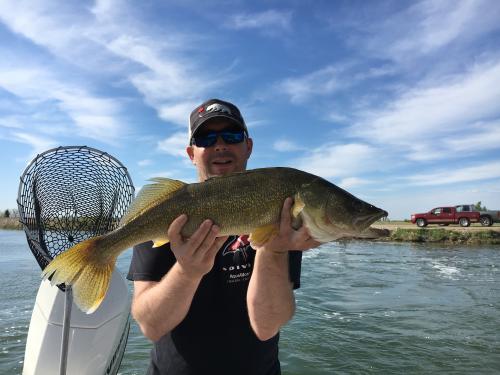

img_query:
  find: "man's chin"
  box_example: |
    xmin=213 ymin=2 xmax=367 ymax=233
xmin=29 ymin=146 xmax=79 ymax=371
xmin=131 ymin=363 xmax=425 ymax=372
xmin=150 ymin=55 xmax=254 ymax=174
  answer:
xmin=210 ymin=163 xmax=237 ymax=176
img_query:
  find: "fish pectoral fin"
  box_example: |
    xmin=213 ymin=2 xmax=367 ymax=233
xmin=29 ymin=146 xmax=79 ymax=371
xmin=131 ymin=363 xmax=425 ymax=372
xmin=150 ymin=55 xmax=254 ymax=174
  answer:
xmin=152 ymin=237 xmax=170 ymax=248
xmin=292 ymin=193 xmax=305 ymax=218
xmin=291 ymin=193 xmax=305 ymax=230
xmin=249 ymin=224 xmax=279 ymax=247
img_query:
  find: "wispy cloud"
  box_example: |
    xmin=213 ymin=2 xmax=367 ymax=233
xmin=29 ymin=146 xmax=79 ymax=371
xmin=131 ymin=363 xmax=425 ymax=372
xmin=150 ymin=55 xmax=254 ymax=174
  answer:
xmin=293 ymin=143 xmax=381 ymax=179
xmin=338 ymin=177 xmax=372 ymax=189
xmin=348 ymin=0 xmax=500 ymax=62
xmin=326 ymin=111 xmax=350 ymax=124
xmin=275 ymin=63 xmax=395 ymax=104
xmin=158 ymin=101 xmax=197 ymax=127
xmin=0 ymin=66 xmax=125 ymax=143
xmin=351 ymin=60 xmax=500 ymax=160
xmin=273 ymin=139 xmax=304 ymax=152
xmin=407 ymin=161 xmax=500 ymax=186
xmin=276 ymin=66 xmax=343 ymax=104
xmin=157 ymin=132 xmax=188 ymax=158
xmin=0 ymin=116 xmax=24 ymax=129
xmin=0 ymin=1 xmax=117 ymax=71
xmin=386 ymin=0 xmax=484 ymax=57
xmin=443 ymin=120 xmax=500 ymax=154
xmin=97 ymin=16 xmax=231 ymax=126
xmin=0 ymin=0 xmax=227 ymax=128
xmin=225 ymin=10 xmax=292 ymax=34
xmin=11 ymin=132 xmax=57 ymax=161
xmin=138 ymin=159 xmax=152 ymax=167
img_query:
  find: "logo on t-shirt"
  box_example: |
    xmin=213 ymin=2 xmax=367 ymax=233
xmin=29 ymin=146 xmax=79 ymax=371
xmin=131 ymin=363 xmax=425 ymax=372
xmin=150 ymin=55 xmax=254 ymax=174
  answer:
xmin=220 ymin=235 xmax=253 ymax=284
xmin=222 ymin=235 xmax=250 ymax=261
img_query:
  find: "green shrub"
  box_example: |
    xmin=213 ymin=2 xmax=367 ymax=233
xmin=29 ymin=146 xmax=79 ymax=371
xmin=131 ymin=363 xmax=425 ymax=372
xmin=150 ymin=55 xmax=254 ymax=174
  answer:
xmin=386 ymin=228 xmax=500 ymax=244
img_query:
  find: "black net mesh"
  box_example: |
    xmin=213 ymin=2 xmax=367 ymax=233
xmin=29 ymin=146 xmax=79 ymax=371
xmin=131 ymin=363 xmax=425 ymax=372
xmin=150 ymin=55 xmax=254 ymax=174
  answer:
xmin=17 ymin=146 xmax=135 ymax=277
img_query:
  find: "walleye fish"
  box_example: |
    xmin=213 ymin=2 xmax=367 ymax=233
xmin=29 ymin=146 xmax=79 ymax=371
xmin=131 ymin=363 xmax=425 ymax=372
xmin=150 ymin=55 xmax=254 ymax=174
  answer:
xmin=42 ymin=167 xmax=387 ymax=313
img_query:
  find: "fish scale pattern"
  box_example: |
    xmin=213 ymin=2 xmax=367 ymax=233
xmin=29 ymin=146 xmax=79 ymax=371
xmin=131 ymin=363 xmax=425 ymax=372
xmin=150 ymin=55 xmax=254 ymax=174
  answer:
xmin=17 ymin=146 xmax=134 ymax=286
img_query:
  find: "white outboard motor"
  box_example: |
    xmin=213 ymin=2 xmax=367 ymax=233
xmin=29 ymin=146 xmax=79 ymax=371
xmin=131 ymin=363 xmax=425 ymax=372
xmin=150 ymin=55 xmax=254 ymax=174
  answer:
xmin=17 ymin=146 xmax=135 ymax=375
xmin=23 ymin=271 xmax=130 ymax=375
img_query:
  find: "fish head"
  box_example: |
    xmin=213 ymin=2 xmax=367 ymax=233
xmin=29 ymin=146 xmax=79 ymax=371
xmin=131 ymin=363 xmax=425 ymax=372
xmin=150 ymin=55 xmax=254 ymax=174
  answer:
xmin=298 ymin=177 xmax=387 ymax=242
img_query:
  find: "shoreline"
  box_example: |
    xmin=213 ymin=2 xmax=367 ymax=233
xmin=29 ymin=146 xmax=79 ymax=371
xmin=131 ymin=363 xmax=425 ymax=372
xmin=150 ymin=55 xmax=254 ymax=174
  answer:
xmin=0 ymin=217 xmax=22 ymax=230
xmin=371 ymin=221 xmax=500 ymax=245
xmin=2 ymin=218 xmax=499 ymax=244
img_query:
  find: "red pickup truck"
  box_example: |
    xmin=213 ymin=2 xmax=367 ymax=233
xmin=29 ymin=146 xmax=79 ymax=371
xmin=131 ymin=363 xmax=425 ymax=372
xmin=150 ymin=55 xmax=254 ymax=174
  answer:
xmin=410 ymin=206 xmax=480 ymax=227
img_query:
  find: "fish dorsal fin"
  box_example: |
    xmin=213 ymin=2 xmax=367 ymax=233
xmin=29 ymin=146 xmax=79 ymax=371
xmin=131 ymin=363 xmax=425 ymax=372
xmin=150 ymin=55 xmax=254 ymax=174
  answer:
xmin=120 ymin=178 xmax=186 ymax=225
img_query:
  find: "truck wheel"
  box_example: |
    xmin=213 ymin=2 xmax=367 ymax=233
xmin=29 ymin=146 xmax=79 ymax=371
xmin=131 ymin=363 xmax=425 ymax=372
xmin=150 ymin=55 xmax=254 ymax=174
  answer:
xmin=416 ymin=218 xmax=427 ymax=227
xmin=459 ymin=217 xmax=470 ymax=227
xmin=480 ymin=216 xmax=492 ymax=227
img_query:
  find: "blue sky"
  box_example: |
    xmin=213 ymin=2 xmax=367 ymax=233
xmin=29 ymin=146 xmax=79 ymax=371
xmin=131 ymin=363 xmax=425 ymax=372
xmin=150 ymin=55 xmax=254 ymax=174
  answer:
xmin=1 ymin=0 xmax=500 ymax=219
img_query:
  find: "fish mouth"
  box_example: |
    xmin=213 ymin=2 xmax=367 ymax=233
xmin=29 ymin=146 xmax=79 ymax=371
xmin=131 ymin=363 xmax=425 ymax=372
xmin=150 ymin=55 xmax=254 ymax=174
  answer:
xmin=352 ymin=208 xmax=388 ymax=231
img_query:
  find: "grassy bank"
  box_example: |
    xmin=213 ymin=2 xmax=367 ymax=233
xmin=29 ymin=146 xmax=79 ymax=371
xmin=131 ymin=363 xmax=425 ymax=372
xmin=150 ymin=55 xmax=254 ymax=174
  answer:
xmin=384 ymin=228 xmax=500 ymax=245
xmin=0 ymin=217 xmax=22 ymax=230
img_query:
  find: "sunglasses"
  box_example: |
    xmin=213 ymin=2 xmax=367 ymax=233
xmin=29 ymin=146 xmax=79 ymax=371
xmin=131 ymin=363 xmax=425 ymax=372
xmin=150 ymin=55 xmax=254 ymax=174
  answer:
xmin=191 ymin=129 xmax=246 ymax=148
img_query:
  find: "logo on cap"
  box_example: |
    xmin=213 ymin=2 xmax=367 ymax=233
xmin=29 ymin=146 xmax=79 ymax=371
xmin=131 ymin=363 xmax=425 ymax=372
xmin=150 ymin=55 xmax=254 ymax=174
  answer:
xmin=204 ymin=103 xmax=232 ymax=116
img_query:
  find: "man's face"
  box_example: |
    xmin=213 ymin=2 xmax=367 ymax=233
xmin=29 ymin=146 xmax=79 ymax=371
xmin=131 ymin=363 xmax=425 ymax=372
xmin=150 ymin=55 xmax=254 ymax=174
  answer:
xmin=186 ymin=119 xmax=253 ymax=182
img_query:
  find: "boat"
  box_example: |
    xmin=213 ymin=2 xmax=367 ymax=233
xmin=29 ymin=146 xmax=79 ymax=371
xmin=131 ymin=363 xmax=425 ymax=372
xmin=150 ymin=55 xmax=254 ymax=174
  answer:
xmin=23 ymin=271 xmax=130 ymax=374
xmin=17 ymin=145 xmax=135 ymax=374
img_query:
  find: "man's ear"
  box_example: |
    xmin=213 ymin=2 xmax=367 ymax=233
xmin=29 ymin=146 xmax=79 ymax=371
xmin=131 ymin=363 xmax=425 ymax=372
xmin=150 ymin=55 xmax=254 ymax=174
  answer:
xmin=186 ymin=146 xmax=195 ymax=163
xmin=246 ymin=137 xmax=253 ymax=159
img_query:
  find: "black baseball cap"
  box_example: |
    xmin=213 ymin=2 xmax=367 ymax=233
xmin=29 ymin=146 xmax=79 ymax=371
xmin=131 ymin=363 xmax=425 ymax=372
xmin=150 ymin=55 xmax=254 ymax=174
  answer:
xmin=189 ymin=98 xmax=248 ymax=142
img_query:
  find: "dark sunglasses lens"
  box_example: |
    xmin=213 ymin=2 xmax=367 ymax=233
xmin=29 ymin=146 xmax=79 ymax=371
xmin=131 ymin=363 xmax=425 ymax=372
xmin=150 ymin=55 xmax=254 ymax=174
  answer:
xmin=221 ymin=131 xmax=245 ymax=144
xmin=194 ymin=133 xmax=217 ymax=147
xmin=193 ymin=130 xmax=245 ymax=147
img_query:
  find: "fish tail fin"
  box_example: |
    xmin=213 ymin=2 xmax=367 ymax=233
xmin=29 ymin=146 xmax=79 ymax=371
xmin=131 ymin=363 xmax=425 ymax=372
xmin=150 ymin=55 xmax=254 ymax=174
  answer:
xmin=41 ymin=235 xmax=116 ymax=314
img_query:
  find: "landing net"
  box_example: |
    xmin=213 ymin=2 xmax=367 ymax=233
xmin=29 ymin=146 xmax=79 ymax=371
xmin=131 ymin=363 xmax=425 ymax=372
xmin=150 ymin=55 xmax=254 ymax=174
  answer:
xmin=17 ymin=146 xmax=135 ymax=283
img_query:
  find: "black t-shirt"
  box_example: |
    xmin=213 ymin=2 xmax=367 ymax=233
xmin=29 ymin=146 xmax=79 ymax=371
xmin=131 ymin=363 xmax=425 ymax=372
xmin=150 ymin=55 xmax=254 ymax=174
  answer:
xmin=127 ymin=235 xmax=302 ymax=375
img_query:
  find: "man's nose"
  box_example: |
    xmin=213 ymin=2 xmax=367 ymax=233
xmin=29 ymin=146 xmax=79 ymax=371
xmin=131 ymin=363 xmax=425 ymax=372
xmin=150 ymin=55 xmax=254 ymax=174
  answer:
xmin=213 ymin=135 xmax=228 ymax=150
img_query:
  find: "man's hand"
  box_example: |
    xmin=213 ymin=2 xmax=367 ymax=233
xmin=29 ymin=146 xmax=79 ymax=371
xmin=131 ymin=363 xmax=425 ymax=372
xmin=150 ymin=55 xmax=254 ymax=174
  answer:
xmin=251 ymin=197 xmax=321 ymax=253
xmin=168 ymin=214 xmax=229 ymax=278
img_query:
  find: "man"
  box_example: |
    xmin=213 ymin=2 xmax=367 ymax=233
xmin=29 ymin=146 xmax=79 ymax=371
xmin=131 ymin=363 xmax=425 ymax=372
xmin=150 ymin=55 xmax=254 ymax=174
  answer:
xmin=127 ymin=99 xmax=320 ymax=374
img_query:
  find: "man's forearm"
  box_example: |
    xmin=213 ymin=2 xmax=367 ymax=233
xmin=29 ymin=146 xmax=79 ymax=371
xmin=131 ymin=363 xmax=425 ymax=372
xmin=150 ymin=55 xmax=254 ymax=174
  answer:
xmin=247 ymin=250 xmax=295 ymax=341
xmin=132 ymin=263 xmax=202 ymax=342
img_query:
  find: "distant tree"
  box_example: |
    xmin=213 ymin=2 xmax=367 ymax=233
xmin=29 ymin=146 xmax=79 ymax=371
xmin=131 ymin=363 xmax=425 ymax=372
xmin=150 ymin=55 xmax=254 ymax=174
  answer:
xmin=474 ymin=201 xmax=487 ymax=211
xmin=11 ymin=208 xmax=19 ymax=218
xmin=4 ymin=209 xmax=10 ymax=218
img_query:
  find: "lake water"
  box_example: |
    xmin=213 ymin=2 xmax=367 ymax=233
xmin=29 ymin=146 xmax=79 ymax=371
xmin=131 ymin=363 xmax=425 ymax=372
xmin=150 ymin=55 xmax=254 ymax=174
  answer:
xmin=1 ymin=229 xmax=499 ymax=374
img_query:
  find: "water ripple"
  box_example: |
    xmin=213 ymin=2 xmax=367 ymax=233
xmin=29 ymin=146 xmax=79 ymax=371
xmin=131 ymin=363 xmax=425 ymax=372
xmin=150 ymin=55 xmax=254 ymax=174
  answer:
xmin=2 ymin=232 xmax=500 ymax=374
